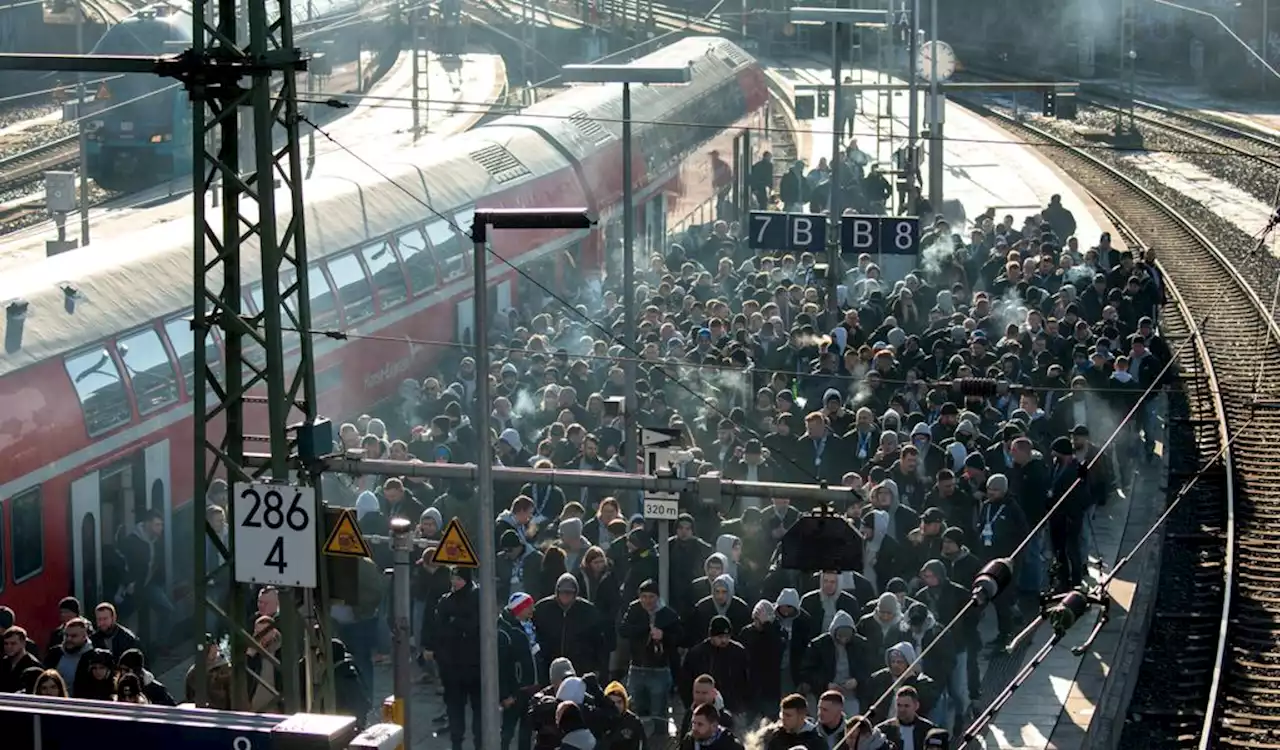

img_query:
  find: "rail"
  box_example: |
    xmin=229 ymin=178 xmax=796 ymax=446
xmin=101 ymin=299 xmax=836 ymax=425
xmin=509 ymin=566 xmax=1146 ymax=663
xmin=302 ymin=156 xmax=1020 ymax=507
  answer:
xmin=0 ymin=134 xmax=78 ymax=193
xmin=954 ymin=91 xmax=1280 ymax=748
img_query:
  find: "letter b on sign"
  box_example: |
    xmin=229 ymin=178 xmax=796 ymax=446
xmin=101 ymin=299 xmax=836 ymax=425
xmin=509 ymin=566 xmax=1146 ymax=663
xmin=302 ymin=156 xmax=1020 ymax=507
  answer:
xmin=840 ymin=216 xmax=876 ymax=252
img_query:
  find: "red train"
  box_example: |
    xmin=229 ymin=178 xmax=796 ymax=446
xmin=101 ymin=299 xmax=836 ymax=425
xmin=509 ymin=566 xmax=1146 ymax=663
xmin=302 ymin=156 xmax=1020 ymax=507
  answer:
xmin=0 ymin=36 xmax=770 ymax=645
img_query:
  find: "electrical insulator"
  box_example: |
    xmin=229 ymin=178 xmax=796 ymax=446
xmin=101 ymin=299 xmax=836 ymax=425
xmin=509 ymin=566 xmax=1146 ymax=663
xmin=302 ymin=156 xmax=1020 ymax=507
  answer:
xmin=954 ymin=377 xmax=999 ymax=397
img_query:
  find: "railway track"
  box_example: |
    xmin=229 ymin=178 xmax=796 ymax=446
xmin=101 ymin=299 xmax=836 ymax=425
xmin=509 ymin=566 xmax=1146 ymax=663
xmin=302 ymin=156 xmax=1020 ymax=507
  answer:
xmin=0 ymin=134 xmax=78 ymax=194
xmin=959 ymin=95 xmax=1280 ymax=749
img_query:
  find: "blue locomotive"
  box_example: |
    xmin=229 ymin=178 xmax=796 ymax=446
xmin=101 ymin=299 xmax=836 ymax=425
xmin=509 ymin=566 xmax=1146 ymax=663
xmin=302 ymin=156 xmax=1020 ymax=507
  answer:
xmin=84 ymin=2 xmax=400 ymax=193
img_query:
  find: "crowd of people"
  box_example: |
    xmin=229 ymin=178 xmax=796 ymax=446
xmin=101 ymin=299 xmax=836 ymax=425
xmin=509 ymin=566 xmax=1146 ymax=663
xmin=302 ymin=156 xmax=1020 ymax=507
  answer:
xmin=308 ymin=189 xmax=1170 ymax=750
xmin=0 ymin=180 xmax=1171 ymax=750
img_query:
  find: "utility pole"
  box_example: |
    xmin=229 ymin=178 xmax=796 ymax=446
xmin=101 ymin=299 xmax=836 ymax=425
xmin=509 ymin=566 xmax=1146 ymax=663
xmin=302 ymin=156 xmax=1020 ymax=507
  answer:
xmin=389 ymin=517 xmax=413 ymax=748
xmin=828 ymin=22 xmax=844 ymax=317
xmin=926 ymin=0 xmax=942 ymax=212
xmin=74 ymin=0 xmax=88 ymax=247
xmin=411 ymin=5 xmax=421 ymax=138
xmin=906 ymin=0 xmax=919 ymax=211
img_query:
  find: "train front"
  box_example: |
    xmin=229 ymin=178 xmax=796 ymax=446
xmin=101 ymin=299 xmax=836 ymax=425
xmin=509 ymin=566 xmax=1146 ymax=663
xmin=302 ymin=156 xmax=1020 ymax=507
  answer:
xmin=83 ymin=7 xmax=192 ymax=192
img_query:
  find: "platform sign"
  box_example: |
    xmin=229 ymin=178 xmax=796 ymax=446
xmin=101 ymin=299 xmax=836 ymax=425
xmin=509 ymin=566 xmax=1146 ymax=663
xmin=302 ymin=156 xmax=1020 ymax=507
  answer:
xmin=839 ymin=215 xmax=921 ymax=256
xmin=233 ymin=481 xmax=317 ymax=588
xmin=323 ymin=508 xmax=373 ymax=559
xmin=432 ymin=517 xmax=479 ymax=568
xmin=749 ymin=211 xmax=828 ymax=253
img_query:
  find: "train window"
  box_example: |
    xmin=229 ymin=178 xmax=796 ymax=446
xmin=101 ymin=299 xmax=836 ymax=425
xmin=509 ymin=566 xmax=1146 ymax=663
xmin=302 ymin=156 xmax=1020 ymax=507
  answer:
xmin=307 ymin=267 xmax=339 ymax=330
xmin=326 ymin=253 xmax=374 ymax=325
xmin=9 ymin=487 xmax=42 ymax=583
xmin=361 ymin=240 xmax=409 ymax=307
xmin=117 ymin=327 xmax=180 ymax=416
xmin=64 ymin=348 xmax=132 ymax=437
xmin=425 ymin=219 xmax=466 ymax=281
xmin=164 ymin=315 xmax=224 ymax=400
xmin=393 ymin=229 xmax=438 ymax=296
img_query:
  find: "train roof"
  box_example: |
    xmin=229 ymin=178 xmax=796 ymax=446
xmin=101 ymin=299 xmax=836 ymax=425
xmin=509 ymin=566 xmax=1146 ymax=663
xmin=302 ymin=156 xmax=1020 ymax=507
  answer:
xmin=0 ymin=36 xmax=758 ymax=380
xmin=92 ymin=10 xmax=192 ymax=53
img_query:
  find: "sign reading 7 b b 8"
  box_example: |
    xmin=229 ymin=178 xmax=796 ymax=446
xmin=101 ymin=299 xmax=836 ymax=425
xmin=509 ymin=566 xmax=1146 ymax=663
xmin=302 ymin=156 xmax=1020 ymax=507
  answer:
xmin=748 ymin=211 xmax=828 ymax=253
xmin=840 ymin=215 xmax=921 ymax=256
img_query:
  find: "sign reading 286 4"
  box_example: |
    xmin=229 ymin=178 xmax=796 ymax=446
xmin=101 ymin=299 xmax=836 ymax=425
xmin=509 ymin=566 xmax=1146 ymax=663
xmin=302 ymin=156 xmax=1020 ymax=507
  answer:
xmin=232 ymin=482 xmax=318 ymax=588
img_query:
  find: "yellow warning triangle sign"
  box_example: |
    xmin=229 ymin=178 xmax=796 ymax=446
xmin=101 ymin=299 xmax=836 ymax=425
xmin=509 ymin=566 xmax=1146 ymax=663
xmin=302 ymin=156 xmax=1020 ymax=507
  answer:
xmin=95 ymin=82 xmax=111 ymax=101
xmin=323 ymin=508 xmax=373 ymax=559
xmin=431 ymin=518 xmax=479 ymax=568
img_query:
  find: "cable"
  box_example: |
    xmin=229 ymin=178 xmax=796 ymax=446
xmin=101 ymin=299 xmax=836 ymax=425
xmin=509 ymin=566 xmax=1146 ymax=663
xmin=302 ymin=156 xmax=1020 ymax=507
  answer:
xmin=294 ymin=89 xmax=1280 ymax=162
xmin=296 ymin=110 xmax=835 ymax=486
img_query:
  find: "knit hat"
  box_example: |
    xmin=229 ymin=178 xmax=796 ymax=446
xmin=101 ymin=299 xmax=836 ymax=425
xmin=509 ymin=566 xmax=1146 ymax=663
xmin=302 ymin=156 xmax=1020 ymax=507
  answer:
xmin=508 ymin=592 xmax=535 ymax=619
xmin=638 ymin=578 xmax=660 ymax=596
xmin=555 ymin=573 xmax=579 ymax=594
xmin=549 ymin=657 xmax=576 ymax=683
xmin=924 ymin=728 xmax=951 ymax=747
xmin=58 ymin=596 xmax=81 ymax=616
xmin=500 ymin=529 xmax=524 ymax=550
xmin=499 ymin=428 xmax=523 ymax=452
xmin=986 ymin=473 xmax=1009 ymax=493
xmin=943 ymin=526 xmax=965 ymax=545
xmin=709 ymin=615 xmax=733 ymax=637
xmin=628 ymin=527 xmax=651 ymax=549
xmin=556 ymin=676 xmax=587 ymax=706
xmin=1051 ymin=436 xmax=1074 ymax=455
xmin=559 ymin=517 xmax=584 ymax=541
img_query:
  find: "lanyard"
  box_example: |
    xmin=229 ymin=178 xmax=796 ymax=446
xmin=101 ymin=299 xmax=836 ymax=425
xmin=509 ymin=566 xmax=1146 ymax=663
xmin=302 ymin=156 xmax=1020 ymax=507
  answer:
xmin=814 ymin=436 xmax=827 ymax=467
xmin=984 ymin=504 xmax=1007 ymax=528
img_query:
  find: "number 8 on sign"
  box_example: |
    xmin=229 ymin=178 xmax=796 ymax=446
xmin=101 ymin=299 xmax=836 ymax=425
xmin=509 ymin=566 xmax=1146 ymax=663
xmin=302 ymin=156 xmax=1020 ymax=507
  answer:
xmin=232 ymin=482 xmax=318 ymax=589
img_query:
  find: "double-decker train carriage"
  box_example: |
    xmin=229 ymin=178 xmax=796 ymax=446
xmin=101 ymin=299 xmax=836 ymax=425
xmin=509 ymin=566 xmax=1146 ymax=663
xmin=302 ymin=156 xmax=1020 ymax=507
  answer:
xmin=0 ymin=36 xmax=769 ymax=642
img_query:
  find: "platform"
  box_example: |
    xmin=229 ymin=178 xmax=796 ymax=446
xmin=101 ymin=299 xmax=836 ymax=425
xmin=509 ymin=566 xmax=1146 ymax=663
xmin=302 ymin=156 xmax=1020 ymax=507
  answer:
xmin=0 ymin=45 xmax=506 ymax=271
xmin=761 ymin=58 xmax=1162 ymax=750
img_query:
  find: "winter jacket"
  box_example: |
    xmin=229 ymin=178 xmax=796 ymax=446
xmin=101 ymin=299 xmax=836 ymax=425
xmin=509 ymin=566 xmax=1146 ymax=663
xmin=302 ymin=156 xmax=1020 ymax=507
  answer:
xmin=497 ymin=610 xmax=540 ymax=700
xmin=532 ymin=581 xmax=609 ymax=676
xmin=681 ymin=638 xmax=751 ymax=712
xmin=432 ymin=582 xmax=482 ymax=671
xmin=738 ymin=620 xmax=785 ymax=707
xmin=859 ymin=641 xmax=939 ymax=722
xmin=618 ymin=599 xmax=682 ymax=670
xmin=802 ymin=610 xmax=874 ymax=694
xmin=759 ymin=718 xmax=828 ymax=750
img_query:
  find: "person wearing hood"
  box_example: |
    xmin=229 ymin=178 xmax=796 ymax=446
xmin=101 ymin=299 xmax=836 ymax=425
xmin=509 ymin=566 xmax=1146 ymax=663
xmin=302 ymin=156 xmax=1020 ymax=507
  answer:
xmin=118 ymin=648 xmax=176 ymax=706
xmin=498 ymin=427 xmax=534 ymax=470
xmin=42 ymin=616 xmax=92 ymax=696
xmin=873 ymin=685 xmax=939 ymax=750
xmin=896 ymin=602 xmax=953 ymax=729
xmin=499 ymin=593 xmax=541 ymax=750
xmin=908 ymin=423 xmax=947 ymax=479
xmin=857 ymin=594 xmax=903 ymax=664
xmin=738 ymin=600 xmax=785 ymax=722
xmin=680 ymin=703 xmax=744 ymax=750
xmin=555 ymin=517 xmax=590 ymax=574
xmin=682 ymin=616 xmax=750 ymax=716
xmin=803 ymin=609 xmax=872 ymax=717
xmin=859 ymin=508 xmax=902 ymax=592
xmin=868 ymin=479 xmax=918 ymax=543
xmin=76 ymin=648 xmax=118 ymax=701
xmin=759 ymin=693 xmax=828 ymax=750
xmin=801 ymin=571 xmax=864 ymax=632
xmin=355 ymin=489 xmax=390 ymax=547
xmin=619 ymin=579 xmax=682 ymax=732
xmin=533 ymin=573 xmax=608 ymax=679
xmin=498 ymin=529 xmax=546 ymax=604
xmin=861 ymin=642 xmax=939 ymax=723
xmin=714 ymin=534 xmax=754 ymax=600
xmin=977 ymin=473 xmax=1028 ymax=646
xmin=774 ymin=588 xmax=814 ymax=696
xmin=603 ymin=681 xmax=648 ymax=750
xmin=901 ymin=508 xmax=947 ymax=583
xmin=621 ymin=528 xmax=660 ymax=612
xmin=556 ymin=700 xmax=597 ymax=750
xmin=433 ymin=566 xmax=483 ymax=750
xmin=683 ymin=552 xmax=730 ymax=624
xmin=690 ymin=575 xmax=751 ymax=645
xmin=528 ymin=658 xmax=579 ymax=750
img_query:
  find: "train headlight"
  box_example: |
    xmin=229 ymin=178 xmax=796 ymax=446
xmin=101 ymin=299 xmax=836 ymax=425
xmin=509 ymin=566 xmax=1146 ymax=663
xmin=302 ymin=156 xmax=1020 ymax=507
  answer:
xmin=149 ymin=134 xmax=172 ymax=143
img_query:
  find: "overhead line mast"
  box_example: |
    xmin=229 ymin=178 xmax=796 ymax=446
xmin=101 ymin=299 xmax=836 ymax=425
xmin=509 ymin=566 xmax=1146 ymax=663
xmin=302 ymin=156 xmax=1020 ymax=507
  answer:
xmin=0 ymin=0 xmax=331 ymax=714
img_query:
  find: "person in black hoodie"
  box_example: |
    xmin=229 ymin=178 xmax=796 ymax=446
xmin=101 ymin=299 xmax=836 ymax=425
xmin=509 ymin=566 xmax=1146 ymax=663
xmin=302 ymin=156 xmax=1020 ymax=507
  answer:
xmin=802 ymin=610 xmax=873 ymax=718
xmin=329 ymin=638 xmax=373 ymax=727
xmin=800 ymin=572 xmax=862 ymax=633
xmin=118 ymin=648 xmax=176 ymax=706
xmin=759 ymin=693 xmax=827 ymax=750
xmin=738 ymin=600 xmax=784 ymax=723
xmin=76 ymin=648 xmax=118 ymax=701
xmin=668 ymin=515 xmax=714 ymax=614
xmin=976 ymin=474 xmax=1028 ymax=645
xmin=499 ymin=593 xmax=541 ymax=750
xmin=603 ymin=681 xmax=648 ymax=750
xmin=617 ymin=579 xmax=682 ymax=731
xmin=689 ymin=575 xmax=751 ymax=646
xmin=620 ymin=529 xmax=659 ymax=612
xmin=0 ymin=627 xmax=40 ymax=693
xmin=533 ymin=573 xmax=608 ymax=679
xmin=414 ymin=544 xmax=452 ymax=684
xmin=774 ymin=588 xmax=814 ymax=696
xmin=681 ymin=616 xmax=750 ymax=717
xmin=433 ymin=567 xmax=482 ymax=750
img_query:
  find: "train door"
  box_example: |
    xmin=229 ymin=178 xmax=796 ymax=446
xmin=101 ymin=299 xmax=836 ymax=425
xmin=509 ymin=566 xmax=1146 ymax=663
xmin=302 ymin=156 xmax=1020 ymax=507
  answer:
xmin=144 ymin=442 xmax=173 ymax=596
xmin=69 ymin=474 xmax=103 ymax=609
xmin=456 ymin=297 xmax=474 ymax=346
xmin=97 ymin=458 xmax=137 ymax=604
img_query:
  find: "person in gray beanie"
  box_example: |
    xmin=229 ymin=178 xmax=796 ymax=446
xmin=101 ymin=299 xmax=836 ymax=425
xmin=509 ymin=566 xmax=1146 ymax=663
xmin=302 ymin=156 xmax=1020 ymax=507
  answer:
xmin=533 ymin=573 xmax=608 ymax=678
xmin=977 ymin=473 xmax=1028 ymax=646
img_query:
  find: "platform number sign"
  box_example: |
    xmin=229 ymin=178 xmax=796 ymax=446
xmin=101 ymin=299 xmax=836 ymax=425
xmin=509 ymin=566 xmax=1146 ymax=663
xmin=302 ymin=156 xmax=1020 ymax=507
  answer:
xmin=839 ymin=215 xmax=920 ymax=256
xmin=748 ymin=211 xmax=828 ymax=253
xmin=233 ymin=482 xmax=318 ymax=588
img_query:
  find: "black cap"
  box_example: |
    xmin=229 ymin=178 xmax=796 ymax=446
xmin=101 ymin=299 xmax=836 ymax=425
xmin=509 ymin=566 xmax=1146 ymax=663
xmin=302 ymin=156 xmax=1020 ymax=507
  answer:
xmin=745 ymin=439 xmax=762 ymax=454
xmin=500 ymin=529 xmax=524 ymax=550
xmin=940 ymin=402 xmax=960 ymax=416
xmin=628 ymin=528 xmax=652 ymax=548
xmin=1070 ymin=424 xmax=1090 ymax=437
xmin=639 ymin=579 xmax=660 ymax=595
xmin=1051 ymin=437 xmax=1074 ymax=455
xmin=717 ymin=418 xmax=735 ymax=430
xmin=964 ymin=453 xmax=987 ymax=470
xmin=920 ymin=507 xmax=946 ymax=524
xmin=58 ymin=596 xmax=81 ymax=615
xmin=709 ymin=615 xmax=733 ymax=636
xmin=1000 ymin=424 xmax=1023 ymax=442
xmin=942 ymin=526 xmax=965 ymax=545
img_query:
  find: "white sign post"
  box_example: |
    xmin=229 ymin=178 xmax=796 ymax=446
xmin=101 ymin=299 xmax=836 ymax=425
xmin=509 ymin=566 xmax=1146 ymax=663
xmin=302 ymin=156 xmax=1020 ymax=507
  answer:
xmin=641 ymin=427 xmax=682 ymax=601
xmin=233 ymin=481 xmax=318 ymax=588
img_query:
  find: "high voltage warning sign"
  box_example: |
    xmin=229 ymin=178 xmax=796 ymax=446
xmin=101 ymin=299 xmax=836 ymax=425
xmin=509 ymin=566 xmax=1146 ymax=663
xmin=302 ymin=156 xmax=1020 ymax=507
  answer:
xmin=432 ymin=518 xmax=479 ymax=568
xmin=96 ymin=82 xmax=110 ymax=100
xmin=323 ymin=508 xmax=372 ymax=559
